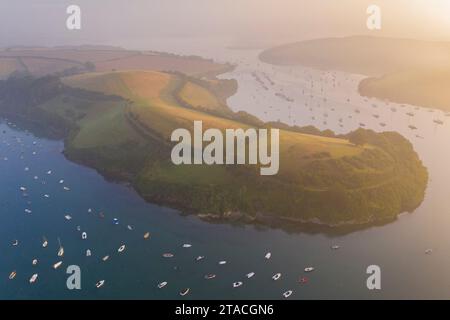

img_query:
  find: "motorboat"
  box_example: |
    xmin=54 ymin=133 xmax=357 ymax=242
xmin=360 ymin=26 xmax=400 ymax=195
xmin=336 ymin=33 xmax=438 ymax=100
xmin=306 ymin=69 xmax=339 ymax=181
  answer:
xmin=29 ymin=273 xmax=38 ymax=284
xmin=233 ymin=282 xmax=243 ymax=288
xmin=272 ymin=273 xmax=281 ymax=281
xmin=283 ymin=290 xmax=293 ymax=299
xmin=304 ymin=267 xmax=315 ymax=273
xmin=95 ymin=280 xmax=105 ymax=288
xmin=179 ymin=288 xmax=190 ymax=297
xmin=53 ymin=261 xmax=63 ymax=269
xmin=157 ymin=282 xmax=167 ymax=289
xmin=118 ymin=245 xmax=126 ymax=253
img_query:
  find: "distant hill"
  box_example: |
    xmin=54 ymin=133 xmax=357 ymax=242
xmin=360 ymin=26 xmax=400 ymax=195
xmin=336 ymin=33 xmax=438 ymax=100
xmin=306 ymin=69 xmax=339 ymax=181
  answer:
xmin=260 ymin=36 xmax=450 ymax=111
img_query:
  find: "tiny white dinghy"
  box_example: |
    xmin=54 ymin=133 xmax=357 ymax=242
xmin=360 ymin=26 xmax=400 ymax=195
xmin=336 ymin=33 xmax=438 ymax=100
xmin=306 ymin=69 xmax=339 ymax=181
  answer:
xmin=64 ymin=215 xmax=72 ymax=221
xmin=42 ymin=237 xmax=48 ymax=248
xmin=179 ymin=288 xmax=190 ymax=297
xmin=86 ymin=249 xmax=92 ymax=257
xmin=246 ymin=272 xmax=255 ymax=279
xmin=32 ymin=259 xmax=38 ymax=266
xmin=162 ymin=253 xmax=174 ymax=258
xmin=304 ymin=267 xmax=315 ymax=273
xmin=9 ymin=271 xmax=17 ymax=280
xmin=204 ymin=274 xmax=216 ymax=280
xmin=233 ymin=282 xmax=243 ymax=288
xmin=182 ymin=244 xmax=192 ymax=248
xmin=218 ymin=260 xmax=227 ymax=265
xmin=29 ymin=273 xmax=38 ymax=284
xmin=81 ymin=232 xmax=87 ymax=240
xmin=158 ymin=282 xmax=168 ymax=289
xmin=272 ymin=273 xmax=281 ymax=281
xmin=283 ymin=290 xmax=293 ymax=299
xmin=102 ymin=255 xmax=110 ymax=262
xmin=118 ymin=245 xmax=126 ymax=253
xmin=95 ymin=280 xmax=105 ymax=288
xmin=53 ymin=261 xmax=63 ymax=270
xmin=265 ymin=252 xmax=272 ymax=260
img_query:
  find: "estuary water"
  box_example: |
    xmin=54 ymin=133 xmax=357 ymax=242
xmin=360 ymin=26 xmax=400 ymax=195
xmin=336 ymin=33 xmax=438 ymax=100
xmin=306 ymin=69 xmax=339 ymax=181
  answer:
xmin=2 ymin=42 xmax=450 ymax=299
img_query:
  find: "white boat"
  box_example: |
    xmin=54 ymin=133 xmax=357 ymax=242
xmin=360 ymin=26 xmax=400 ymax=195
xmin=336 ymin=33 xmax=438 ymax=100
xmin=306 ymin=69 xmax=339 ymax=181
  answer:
xmin=59 ymin=180 xmax=64 ymax=184
xmin=331 ymin=245 xmax=340 ymax=250
xmin=47 ymin=170 xmax=52 ymax=175
xmin=81 ymin=232 xmax=87 ymax=240
xmin=265 ymin=252 xmax=272 ymax=260
xmin=179 ymin=288 xmax=190 ymax=297
xmin=29 ymin=273 xmax=38 ymax=284
xmin=272 ymin=273 xmax=281 ymax=281
xmin=182 ymin=244 xmax=192 ymax=248
xmin=9 ymin=271 xmax=17 ymax=280
xmin=20 ymin=187 xmax=27 ymax=192
xmin=195 ymin=256 xmax=205 ymax=261
xmin=95 ymin=280 xmax=105 ymax=288
xmin=118 ymin=245 xmax=126 ymax=253
xmin=233 ymin=282 xmax=243 ymax=288
xmin=53 ymin=261 xmax=63 ymax=269
xmin=32 ymin=259 xmax=38 ymax=266
xmin=63 ymin=186 xmax=70 ymax=191
xmin=204 ymin=274 xmax=216 ymax=280
xmin=157 ymin=282 xmax=168 ymax=289
xmin=64 ymin=215 xmax=72 ymax=221
xmin=162 ymin=253 xmax=174 ymax=258
xmin=86 ymin=249 xmax=92 ymax=257
xmin=246 ymin=272 xmax=255 ymax=279
xmin=143 ymin=232 xmax=150 ymax=239
xmin=44 ymin=194 xmax=50 ymax=198
xmin=283 ymin=290 xmax=293 ymax=299
xmin=304 ymin=267 xmax=315 ymax=273
xmin=102 ymin=255 xmax=110 ymax=262
xmin=218 ymin=261 xmax=227 ymax=265
xmin=24 ymin=209 xmax=32 ymax=214
xmin=127 ymin=225 xmax=133 ymax=231
xmin=12 ymin=240 xmax=19 ymax=246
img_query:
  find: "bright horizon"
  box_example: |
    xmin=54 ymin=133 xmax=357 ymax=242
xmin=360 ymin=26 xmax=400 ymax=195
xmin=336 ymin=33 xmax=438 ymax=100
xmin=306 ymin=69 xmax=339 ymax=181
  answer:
xmin=1 ymin=0 xmax=450 ymax=49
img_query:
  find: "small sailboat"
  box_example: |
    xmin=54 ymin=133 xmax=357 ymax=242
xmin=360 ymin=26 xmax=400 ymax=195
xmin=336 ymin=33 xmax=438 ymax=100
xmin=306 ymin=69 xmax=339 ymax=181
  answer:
xmin=246 ymin=272 xmax=255 ymax=279
xmin=179 ymin=288 xmax=190 ymax=297
xmin=143 ymin=232 xmax=150 ymax=239
xmin=265 ymin=252 xmax=271 ymax=260
xmin=304 ymin=267 xmax=315 ymax=273
xmin=95 ymin=280 xmax=105 ymax=288
xmin=81 ymin=232 xmax=87 ymax=240
xmin=233 ymin=282 xmax=243 ymax=288
xmin=29 ymin=273 xmax=38 ymax=284
xmin=57 ymin=238 xmax=64 ymax=257
xmin=102 ymin=255 xmax=110 ymax=262
xmin=283 ymin=290 xmax=293 ymax=299
xmin=272 ymin=273 xmax=281 ymax=281
xmin=53 ymin=261 xmax=63 ymax=270
xmin=118 ymin=245 xmax=126 ymax=253
xmin=9 ymin=271 xmax=17 ymax=280
xmin=157 ymin=282 xmax=168 ymax=289
xmin=204 ymin=274 xmax=216 ymax=280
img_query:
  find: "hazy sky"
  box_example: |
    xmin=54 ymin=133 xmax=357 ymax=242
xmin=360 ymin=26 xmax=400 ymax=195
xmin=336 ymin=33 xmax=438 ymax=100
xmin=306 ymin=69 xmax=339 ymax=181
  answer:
xmin=1 ymin=0 xmax=450 ymax=49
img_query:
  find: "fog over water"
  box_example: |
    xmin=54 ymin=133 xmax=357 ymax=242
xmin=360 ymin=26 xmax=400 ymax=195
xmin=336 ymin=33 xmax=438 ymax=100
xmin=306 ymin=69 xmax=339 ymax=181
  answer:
xmin=1 ymin=0 xmax=450 ymax=49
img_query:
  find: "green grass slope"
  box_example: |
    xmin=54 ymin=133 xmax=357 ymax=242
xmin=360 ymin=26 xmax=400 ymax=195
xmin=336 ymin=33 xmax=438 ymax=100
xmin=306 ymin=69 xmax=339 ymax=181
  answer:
xmin=0 ymin=71 xmax=428 ymax=228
